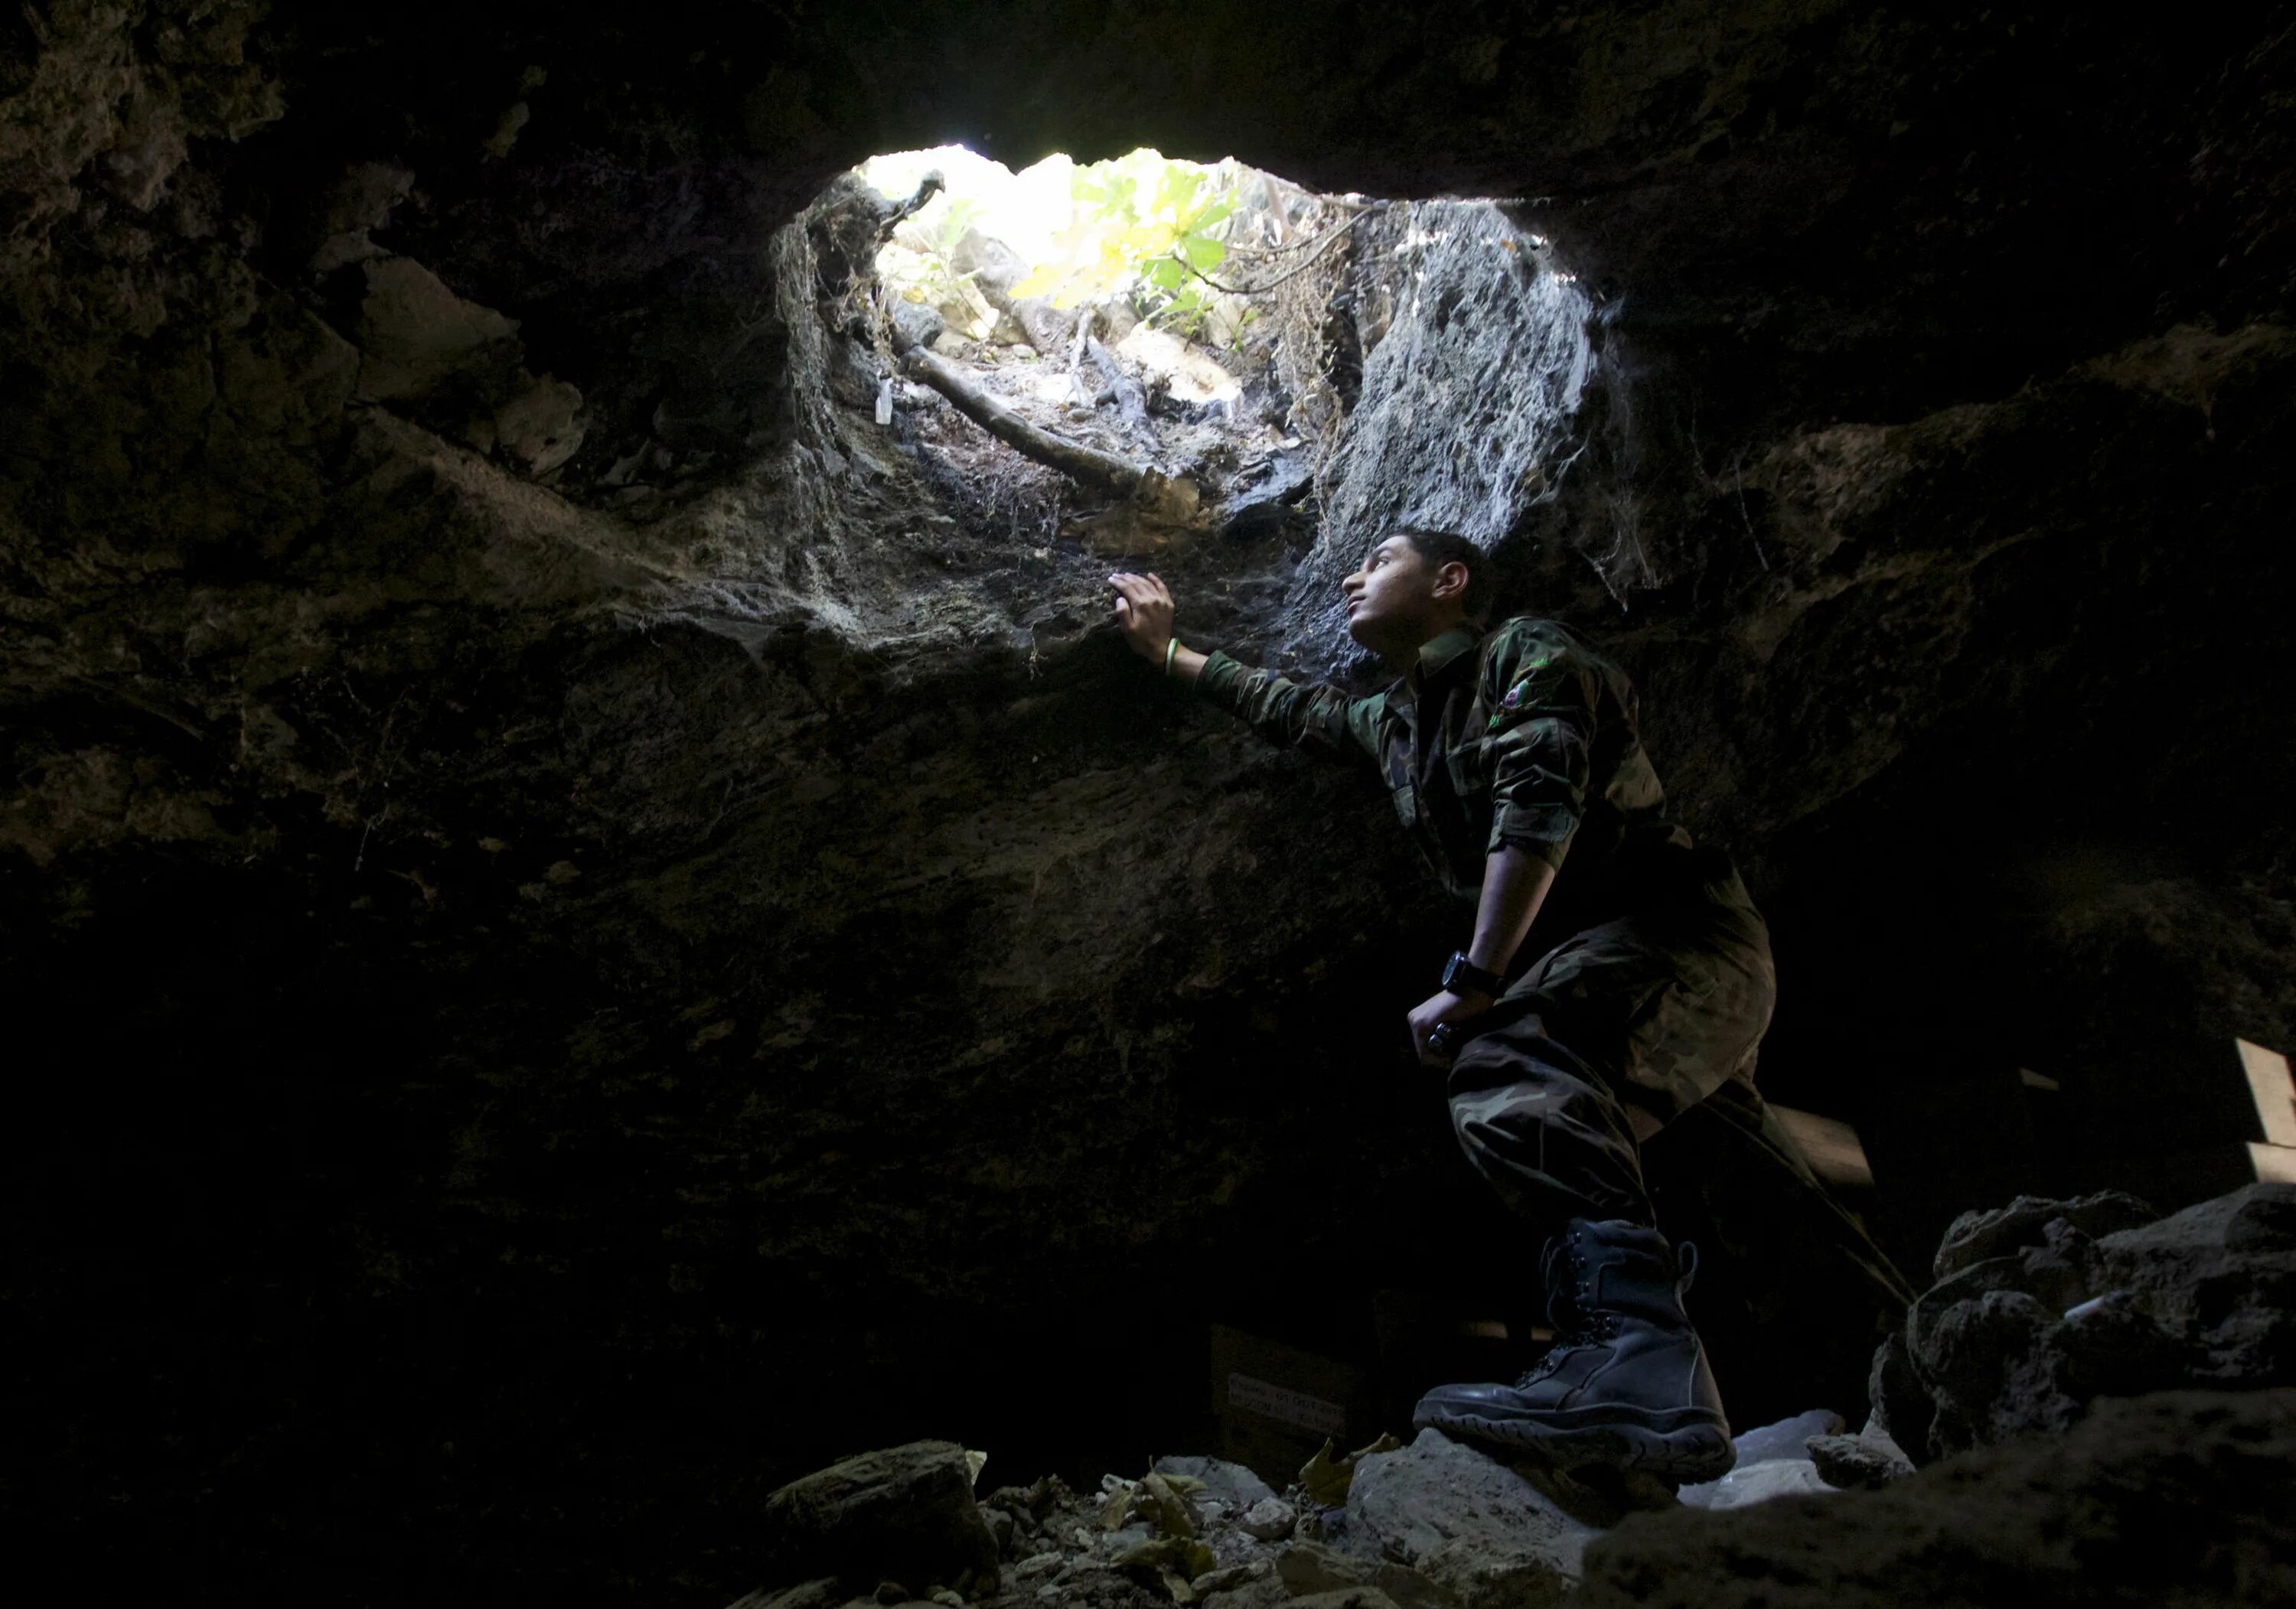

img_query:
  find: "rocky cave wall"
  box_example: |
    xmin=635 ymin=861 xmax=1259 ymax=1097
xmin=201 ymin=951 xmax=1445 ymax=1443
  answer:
xmin=7 ymin=4 xmax=2296 ymax=1603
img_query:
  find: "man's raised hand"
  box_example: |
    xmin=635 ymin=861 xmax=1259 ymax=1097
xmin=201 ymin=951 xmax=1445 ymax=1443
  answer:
xmin=1108 ymin=572 xmax=1176 ymax=663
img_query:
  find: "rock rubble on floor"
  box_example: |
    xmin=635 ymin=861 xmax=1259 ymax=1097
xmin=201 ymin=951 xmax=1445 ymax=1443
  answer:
xmin=734 ymin=1185 xmax=2296 ymax=1609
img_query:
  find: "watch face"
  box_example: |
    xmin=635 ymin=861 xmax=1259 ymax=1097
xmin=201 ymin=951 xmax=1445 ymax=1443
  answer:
xmin=1444 ymin=953 xmax=1495 ymax=994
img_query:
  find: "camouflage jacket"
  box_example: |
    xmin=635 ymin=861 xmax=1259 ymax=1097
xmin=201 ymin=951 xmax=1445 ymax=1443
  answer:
xmin=1196 ymin=617 xmax=1691 ymax=908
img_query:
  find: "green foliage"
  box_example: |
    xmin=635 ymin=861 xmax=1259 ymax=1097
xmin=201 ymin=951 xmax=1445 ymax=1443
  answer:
xmin=928 ymin=196 xmax=987 ymax=262
xmin=1012 ymin=150 xmax=1234 ymax=324
xmin=863 ymin=146 xmax=1252 ymax=347
xmin=880 ymin=194 xmax=987 ymax=310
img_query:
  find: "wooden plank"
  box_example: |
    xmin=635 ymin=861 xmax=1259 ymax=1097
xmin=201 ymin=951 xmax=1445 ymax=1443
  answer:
xmin=2237 ymin=1039 xmax=2296 ymax=1148
xmin=1771 ymin=1104 xmax=1875 ymax=1189
xmin=2250 ymin=1143 xmax=2296 ymax=1184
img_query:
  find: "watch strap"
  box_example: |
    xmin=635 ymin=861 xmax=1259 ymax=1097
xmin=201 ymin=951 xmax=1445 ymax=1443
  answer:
xmin=1442 ymin=951 xmax=1505 ymax=998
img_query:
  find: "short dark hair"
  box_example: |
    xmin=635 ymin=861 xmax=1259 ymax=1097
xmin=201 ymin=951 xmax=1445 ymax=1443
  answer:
xmin=1394 ymin=527 xmax=1492 ymax=621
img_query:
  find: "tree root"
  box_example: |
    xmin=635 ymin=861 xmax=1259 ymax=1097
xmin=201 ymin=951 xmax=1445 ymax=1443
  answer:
xmin=902 ymin=344 xmax=1147 ymax=498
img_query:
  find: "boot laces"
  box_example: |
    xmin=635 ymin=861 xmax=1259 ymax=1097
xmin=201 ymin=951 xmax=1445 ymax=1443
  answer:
xmin=1515 ymin=1236 xmax=1619 ymax=1387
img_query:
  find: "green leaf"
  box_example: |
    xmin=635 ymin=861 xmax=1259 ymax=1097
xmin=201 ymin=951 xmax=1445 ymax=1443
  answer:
xmin=1298 ymin=1439 xmax=1351 ymax=1507
xmin=1179 ymin=233 xmax=1225 ymax=271
xmin=1140 ymin=1471 xmax=1195 ymax=1538
xmin=1144 ymin=257 xmax=1185 ymax=291
xmin=1296 ymin=1431 xmax=1404 ymax=1508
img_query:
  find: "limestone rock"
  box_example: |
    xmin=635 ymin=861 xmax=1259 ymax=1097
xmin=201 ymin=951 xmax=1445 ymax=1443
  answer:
xmin=1675 ymin=1458 xmax=1834 ymax=1510
xmin=1719 ymin=1409 xmax=1844 ymax=1467
xmin=759 ymin=1440 xmax=999 ymax=1593
xmin=491 ymin=374 xmax=586 ymax=475
xmin=1204 ymin=1586 xmax=1289 ymax=1609
xmin=1365 ymin=1562 xmax=1464 ymax=1609
xmin=1202 ymin=1565 xmax=1290 ymax=1609
xmin=1153 ymin=1455 xmax=1278 ymax=1513
xmin=1803 ymin=1431 xmax=1913 ymax=1490
xmin=724 ymin=1580 xmax=840 ymax=1609
xmin=1236 ymin=1497 xmax=1296 ymax=1542
xmin=1219 ymin=456 xmax=1313 ymax=541
xmin=1193 ymin=1562 xmax=1267 ymax=1594
xmin=1932 ymin=1190 xmax=2159 ymax=1282
xmin=1880 ymin=1184 xmax=2296 ymax=1461
xmin=308 ymin=160 xmax=415 ymax=273
xmin=1285 ymin=1591 xmax=1399 ymax=1609
xmin=1274 ymin=1544 xmax=1450 ymax=1609
xmin=983 ymin=1507 xmax=1015 ymax=1556
xmin=1338 ymin=1428 xmax=1597 ymax=1609
xmin=2096 ymin=1183 xmax=2296 ymax=1383
xmin=351 ymin=256 xmax=523 ymax=403
xmin=1865 ymin=1327 xmax=1928 ymax=1452
xmin=1276 ymin=1542 xmax=1365 ymax=1596
xmin=892 ymin=298 xmax=947 ymax=353
xmin=1576 ymin=1389 xmax=2296 ymax=1609
xmin=1677 ymin=1410 xmax=1847 ymax=1508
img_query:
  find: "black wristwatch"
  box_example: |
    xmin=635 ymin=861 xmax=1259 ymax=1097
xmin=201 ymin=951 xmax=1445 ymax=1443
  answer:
xmin=1441 ymin=951 xmax=1505 ymax=999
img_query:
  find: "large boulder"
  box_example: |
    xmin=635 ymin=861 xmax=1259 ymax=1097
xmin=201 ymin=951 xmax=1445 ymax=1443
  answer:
xmin=1929 ymin=1190 xmax=2161 ymax=1282
xmin=950 ymin=230 xmax=1071 ymax=350
xmin=758 ymin=1440 xmax=999 ymax=1595
xmin=1577 ymin=1389 xmax=2296 ymax=1609
xmin=1336 ymin=1428 xmax=1599 ymax=1609
xmin=1875 ymin=1184 xmax=2296 ymax=1461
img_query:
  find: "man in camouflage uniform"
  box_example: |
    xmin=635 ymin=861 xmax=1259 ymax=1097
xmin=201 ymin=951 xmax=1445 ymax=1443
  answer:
xmin=1110 ymin=530 xmax=1910 ymax=1484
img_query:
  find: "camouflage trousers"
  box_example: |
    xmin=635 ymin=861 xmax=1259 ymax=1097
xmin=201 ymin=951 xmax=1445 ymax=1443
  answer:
xmin=1443 ymin=853 xmax=1917 ymax=1407
xmin=1446 ymin=854 xmax=1779 ymax=1226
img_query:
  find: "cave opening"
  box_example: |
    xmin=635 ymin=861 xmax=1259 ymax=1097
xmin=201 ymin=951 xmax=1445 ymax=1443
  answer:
xmin=758 ymin=142 xmax=1594 ymax=669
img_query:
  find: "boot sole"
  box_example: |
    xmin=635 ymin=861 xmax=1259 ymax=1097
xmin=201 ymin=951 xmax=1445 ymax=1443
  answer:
xmin=1413 ymin=1402 xmax=1737 ymax=1485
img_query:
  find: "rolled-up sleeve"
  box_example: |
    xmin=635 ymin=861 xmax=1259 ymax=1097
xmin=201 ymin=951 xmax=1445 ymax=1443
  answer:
xmin=1482 ymin=642 xmax=1596 ymax=869
xmin=1197 ymin=650 xmax=1384 ymax=765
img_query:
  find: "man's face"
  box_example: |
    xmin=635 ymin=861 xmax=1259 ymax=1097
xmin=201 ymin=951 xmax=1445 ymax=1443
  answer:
xmin=1342 ymin=536 xmax=1446 ymax=654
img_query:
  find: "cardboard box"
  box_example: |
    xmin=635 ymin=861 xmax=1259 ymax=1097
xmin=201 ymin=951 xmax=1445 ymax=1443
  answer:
xmin=1208 ymin=1323 xmax=1371 ymax=1487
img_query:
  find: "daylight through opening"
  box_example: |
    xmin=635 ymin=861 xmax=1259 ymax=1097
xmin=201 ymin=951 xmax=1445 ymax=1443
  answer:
xmin=792 ymin=145 xmax=1593 ymax=657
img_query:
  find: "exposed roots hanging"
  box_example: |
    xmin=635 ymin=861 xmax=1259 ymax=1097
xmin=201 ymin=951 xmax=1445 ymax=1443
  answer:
xmin=905 ymin=411 xmax=1068 ymax=546
xmin=1262 ymin=191 xmax=1359 ymax=510
xmin=1279 ymin=201 xmax=1593 ymax=662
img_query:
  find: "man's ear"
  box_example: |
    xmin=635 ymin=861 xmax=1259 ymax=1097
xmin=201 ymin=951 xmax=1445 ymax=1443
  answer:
xmin=1433 ymin=560 xmax=1472 ymax=604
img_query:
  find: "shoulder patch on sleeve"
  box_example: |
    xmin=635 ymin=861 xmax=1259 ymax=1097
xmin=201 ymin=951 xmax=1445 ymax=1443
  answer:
xmin=1489 ymin=656 xmax=1557 ymax=727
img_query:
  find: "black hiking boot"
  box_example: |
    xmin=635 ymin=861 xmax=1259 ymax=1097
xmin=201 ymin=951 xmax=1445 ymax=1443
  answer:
xmin=1411 ymin=1218 xmax=1736 ymax=1484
